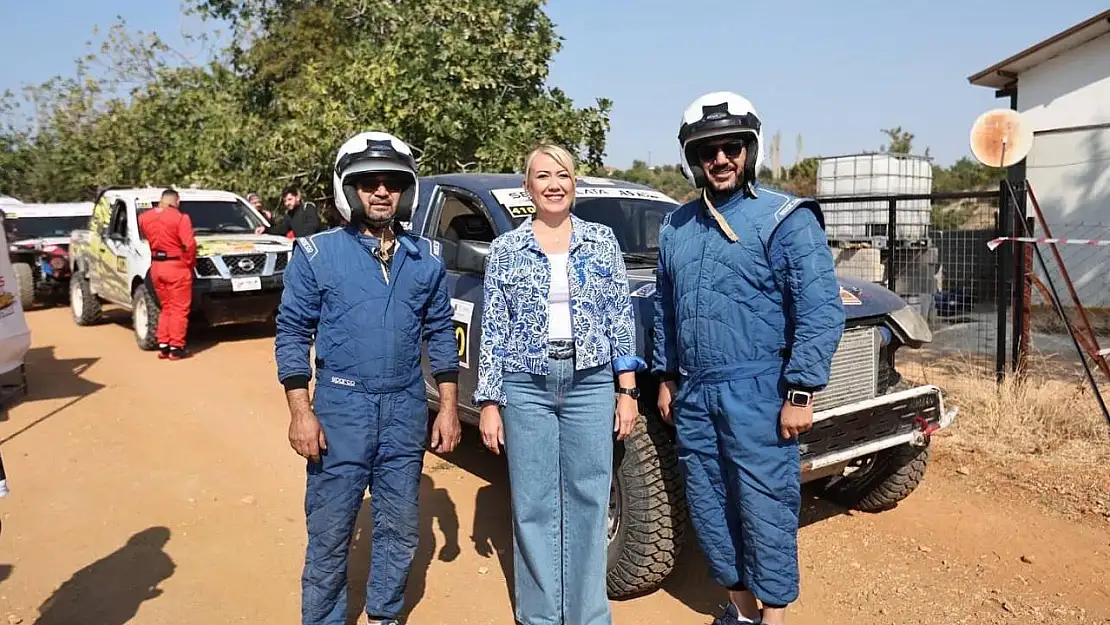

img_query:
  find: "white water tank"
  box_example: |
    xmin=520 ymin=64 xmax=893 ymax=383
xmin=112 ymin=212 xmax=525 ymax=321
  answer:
xmin=816 ymin=153 xmax=932 ymax=243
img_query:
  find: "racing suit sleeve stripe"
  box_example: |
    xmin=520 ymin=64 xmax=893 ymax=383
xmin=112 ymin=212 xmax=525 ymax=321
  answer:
xmin=769 ymin=206 xmax=845 ymax=391
xmin=473 ymin=242 xmax=511 ymax=407
xmin=606 ymin=236 xmax=646 ymax=374
xmin=423 ymin=260 xmax=459 ymax=381
xmin=651 ymin=231 xmax=678 ymax=378
xmin=274 ymin=245 xmax=322 ymax=388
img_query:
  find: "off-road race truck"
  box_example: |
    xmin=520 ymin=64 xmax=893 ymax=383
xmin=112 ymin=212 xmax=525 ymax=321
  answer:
xmin=408 ymin=173 xmax=959 ymax=599
xmin=68 ymin=187 xmax=294 ymax=349
xmin=4 ymin=202 xmax=94 ymax=310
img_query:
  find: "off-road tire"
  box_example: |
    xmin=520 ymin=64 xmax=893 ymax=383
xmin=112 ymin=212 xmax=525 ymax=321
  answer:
xmin=822 ymin=441 xmax=930 ymax=513
xmin=131 ymin=283 xmax=161 ymax=351
xmin=69 ymin=271 xmax=102 ymax=326
xmin=606 ymin=414 xmax=688 ymax=598
xmin=12 ymin=262 xmax=34 ymax=310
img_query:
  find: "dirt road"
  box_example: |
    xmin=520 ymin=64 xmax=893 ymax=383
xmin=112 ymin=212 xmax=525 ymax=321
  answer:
xmin=1 ymin=307 xmax=1108 ymax=625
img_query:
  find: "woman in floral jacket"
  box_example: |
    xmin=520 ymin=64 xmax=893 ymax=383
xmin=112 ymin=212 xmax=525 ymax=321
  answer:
xmin=474 ymin=144 xmax=645 ymax=625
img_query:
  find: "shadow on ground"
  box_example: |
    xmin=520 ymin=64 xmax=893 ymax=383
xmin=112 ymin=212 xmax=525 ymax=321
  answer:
xmin=181 ymin=320 xmax=276 ymax=357
xmin=657 ymin=485 xmax=852 ymax=615
xmin=434 ymin=427 xmax=857 ymax=618
xmin=96 ymin=307 xmax=275 ymax=358
xmin=33 ymin=526 xmax=175 ymax=625
xmin=344 ymin=473 xmax=462 ymax=625
xmin=432 ymin=431 xmax=516 ymax=610
xmin=0 ymin=346 xmax=105 ymax=441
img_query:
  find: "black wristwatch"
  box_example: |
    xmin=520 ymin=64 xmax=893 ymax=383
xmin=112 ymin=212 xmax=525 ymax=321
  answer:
xmin=617 ymin=387 xmax=641 ymax=400
xmin=786 ymin=388 xmax=813 ymax=408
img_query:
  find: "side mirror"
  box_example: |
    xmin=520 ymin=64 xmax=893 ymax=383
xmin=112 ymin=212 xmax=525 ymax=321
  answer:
xmin=456 ymin=239 xmax=490 ymax=275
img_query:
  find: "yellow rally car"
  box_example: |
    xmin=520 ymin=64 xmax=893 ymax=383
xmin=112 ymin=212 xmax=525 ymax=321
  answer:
xmin=68 ymin=186 xmax=295 ymax=350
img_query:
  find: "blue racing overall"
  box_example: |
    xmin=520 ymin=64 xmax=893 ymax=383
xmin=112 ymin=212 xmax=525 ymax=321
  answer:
xmin=652 ymin=184 xmax=845 ymax=607
xmin=275 ymin=225 xmax=458 ymax=624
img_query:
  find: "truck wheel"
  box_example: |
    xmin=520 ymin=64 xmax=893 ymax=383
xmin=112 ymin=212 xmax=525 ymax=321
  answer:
xmin=131 ymin=283 xmax=161 ymax=351
xmin=821 ymin=441 xmax=930 ymax=513
xmin=13 ymin=262 xmax=34 ymax=310
xmin=69 ymin=272 xmax=102 ymax=326
xmin=606 ymin=414 xmax=688 ymax=598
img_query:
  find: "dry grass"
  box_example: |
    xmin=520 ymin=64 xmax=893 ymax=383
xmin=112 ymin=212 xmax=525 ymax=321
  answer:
xmin=899 ymin=350 xmax=1110 ymax=463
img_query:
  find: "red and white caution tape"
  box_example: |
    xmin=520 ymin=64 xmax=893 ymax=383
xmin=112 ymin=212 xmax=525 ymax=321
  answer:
xmin=987 ymin=236 xmax=1110 ymax=251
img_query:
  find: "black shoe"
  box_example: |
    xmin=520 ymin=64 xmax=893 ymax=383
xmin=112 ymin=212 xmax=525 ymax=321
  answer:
xmin=712 ymin=603 xmax=762 ymax=625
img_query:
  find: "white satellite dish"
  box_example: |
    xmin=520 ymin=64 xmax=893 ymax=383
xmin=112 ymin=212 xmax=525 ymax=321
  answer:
xmin=969 ymin=108 xmax=1034 ymax=168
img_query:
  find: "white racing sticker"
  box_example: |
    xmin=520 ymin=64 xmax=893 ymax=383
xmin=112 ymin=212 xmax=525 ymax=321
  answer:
xmin=840 ymin=287 xmax=862 ymax=306
xmin=490 ymin=186 xmax=680 ymax=217
xmin=450 ymin=298 xmax=474 ymax=368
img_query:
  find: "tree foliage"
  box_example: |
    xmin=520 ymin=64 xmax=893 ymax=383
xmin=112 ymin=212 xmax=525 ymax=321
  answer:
xmin=0 ymin=0 xmax=611 ymax=217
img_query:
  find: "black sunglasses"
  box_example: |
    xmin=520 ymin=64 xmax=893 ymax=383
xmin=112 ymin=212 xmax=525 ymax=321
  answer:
xmin=696 ymin=140 xmax=746 ymax=162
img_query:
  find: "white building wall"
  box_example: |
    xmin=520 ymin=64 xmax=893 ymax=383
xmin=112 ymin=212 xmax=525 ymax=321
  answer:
xmin=1017 ymin=32 xmax=1110 ymax=308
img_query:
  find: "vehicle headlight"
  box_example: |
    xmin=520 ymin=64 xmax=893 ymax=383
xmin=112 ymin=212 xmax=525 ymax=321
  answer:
xmin=889 ymin=303 xmax=932 ymax=345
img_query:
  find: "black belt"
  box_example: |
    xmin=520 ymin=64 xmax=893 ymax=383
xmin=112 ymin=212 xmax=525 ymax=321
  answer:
xmin=152 ymin=251 xmax=181 ymax=261
xmin=549 ymin=340 xmax=575 ymax=360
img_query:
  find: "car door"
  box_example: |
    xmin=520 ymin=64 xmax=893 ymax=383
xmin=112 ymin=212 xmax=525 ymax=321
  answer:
xmin=97 ymin=201 xmax=135 ymax=305
xmin=420 ymin=185 xmax=499 ymax=418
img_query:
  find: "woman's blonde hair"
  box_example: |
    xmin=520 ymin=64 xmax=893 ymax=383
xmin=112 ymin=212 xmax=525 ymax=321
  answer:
xmin=523 ymin=144 xmax=577 ymax=182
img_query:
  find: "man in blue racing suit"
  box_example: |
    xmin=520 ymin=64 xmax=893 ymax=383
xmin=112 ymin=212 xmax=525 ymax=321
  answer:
xmin=274 ymin=131 xmax=461 ymax=625
xmin=653 ymin=92 xmax=845 ymax=625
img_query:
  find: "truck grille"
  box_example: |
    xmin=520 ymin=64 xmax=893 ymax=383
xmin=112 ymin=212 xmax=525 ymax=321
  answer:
xmin=225 ymin=253 xmax=266 ymax=276
xmin=813 ymin=327 xmax=879 ymax=412
xmin=195 ymin=258 xmax=219 ymax=278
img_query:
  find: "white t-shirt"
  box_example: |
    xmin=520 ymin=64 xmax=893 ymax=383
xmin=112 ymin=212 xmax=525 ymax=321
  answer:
xmin=547 ymin=253 xmax=573 ymax=340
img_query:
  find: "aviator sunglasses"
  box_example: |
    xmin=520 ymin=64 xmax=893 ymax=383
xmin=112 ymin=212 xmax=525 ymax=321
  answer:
xmin=697 ymin=140 xmax=746 ymax=162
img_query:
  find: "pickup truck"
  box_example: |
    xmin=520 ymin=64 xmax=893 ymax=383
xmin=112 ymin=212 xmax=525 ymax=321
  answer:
xmin=4 ymin=201 xmax=93 ymax=310
xmin=408 ymin=173 xmax=958 ymax=599
xmin=68 ymin=187 xmax=294 ymax=349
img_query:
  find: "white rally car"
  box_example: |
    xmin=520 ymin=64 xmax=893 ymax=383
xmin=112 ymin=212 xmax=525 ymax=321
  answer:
xmin=68 ymin=187 xmax=294 ymax=349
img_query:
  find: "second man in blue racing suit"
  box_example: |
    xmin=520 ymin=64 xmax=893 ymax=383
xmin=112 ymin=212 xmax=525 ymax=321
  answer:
xmin=653 ymin=92 xmax=845 ymax=625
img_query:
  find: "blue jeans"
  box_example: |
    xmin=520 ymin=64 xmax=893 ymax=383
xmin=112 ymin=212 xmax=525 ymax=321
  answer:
xmin=502 ymin=356 xmax=615 ymax=625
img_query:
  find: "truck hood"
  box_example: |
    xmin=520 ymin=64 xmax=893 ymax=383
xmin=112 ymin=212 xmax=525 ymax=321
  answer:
xmin=625 ymin=268 xmax=906 ymax=321
xmin=194 ymin=234 xmax=293 ymax=257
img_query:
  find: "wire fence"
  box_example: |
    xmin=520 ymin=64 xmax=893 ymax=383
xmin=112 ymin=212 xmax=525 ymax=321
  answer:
xmin=817 ymin=189 xmax=1005 ymax=374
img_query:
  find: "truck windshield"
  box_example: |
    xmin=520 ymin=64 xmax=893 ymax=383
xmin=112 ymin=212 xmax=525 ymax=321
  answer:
xmin=8 ymin=216 xmax=89 ymax=239
xmin=511 ymin=197 xmax=674 ymax=267
xmin=139 ymin=200 xmax=263 ymax=234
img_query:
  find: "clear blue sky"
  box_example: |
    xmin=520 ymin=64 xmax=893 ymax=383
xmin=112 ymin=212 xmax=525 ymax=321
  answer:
xmin=1 ymin=0 xmax=1106 ymax=169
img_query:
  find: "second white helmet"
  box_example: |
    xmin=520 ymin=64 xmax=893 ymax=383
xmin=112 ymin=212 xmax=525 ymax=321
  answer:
xmin=677 ymin=91 xmax=764 ymax=191
xmin=333 ymin=131 xmax=419 ymax=227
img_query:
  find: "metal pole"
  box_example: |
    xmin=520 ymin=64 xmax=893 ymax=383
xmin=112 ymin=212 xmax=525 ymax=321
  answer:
xmin=887 ymin=198 xmax=898 ymax=293
xmin=995 ymin=181 xmax=1010 ymax=383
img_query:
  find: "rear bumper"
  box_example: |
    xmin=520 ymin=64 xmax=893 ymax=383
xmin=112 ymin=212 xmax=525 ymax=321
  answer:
xmin=799 ymin=384 xmax=958 ymax=475
xmin=190 ymin=274 xmax=284 ymax=325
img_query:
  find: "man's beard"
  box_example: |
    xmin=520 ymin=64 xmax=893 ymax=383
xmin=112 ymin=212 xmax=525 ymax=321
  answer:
xmin=362 ymin=203 xmax=396 ymax=232
xmin=706 ymin=166 xmax=743 ymax=204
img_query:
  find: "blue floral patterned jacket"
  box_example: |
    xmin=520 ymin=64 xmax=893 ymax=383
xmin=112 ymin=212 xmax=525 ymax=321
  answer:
xmin=474 ymin=214 xmax=647 ymax=406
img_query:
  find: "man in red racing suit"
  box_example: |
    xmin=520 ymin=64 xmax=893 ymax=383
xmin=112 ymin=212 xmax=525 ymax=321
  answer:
xmin=138 ymin=188 xmax=197 ymax=360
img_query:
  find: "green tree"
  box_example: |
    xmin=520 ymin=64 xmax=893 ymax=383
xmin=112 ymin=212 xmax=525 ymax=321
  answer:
xmin=0 ymin=0 xmax=612 ymax=209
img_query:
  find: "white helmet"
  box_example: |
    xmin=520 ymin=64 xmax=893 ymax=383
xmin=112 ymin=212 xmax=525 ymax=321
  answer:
xmin=677 ymin=91 xmax=764 ymax=193
xmin=333 ymin=131 xmax=419 ymax=227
